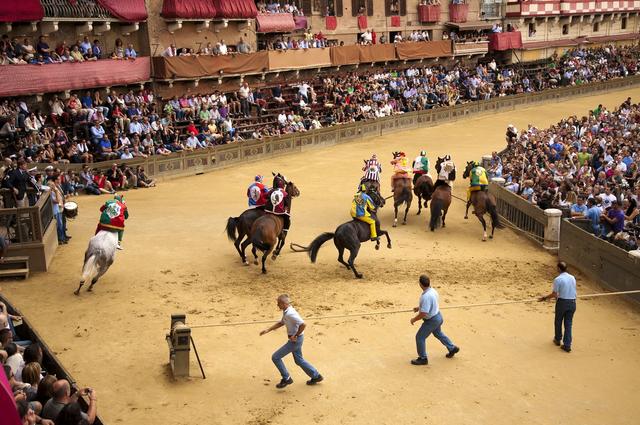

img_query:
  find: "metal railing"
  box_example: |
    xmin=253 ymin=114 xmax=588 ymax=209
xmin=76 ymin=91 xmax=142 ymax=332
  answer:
xmin=41 ymin=0 xmax=113 ymax=19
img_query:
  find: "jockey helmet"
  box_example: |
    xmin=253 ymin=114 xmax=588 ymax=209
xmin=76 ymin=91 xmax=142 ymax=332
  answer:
xmin=255 ymin=175 xmax=263 ymax=182
xmin=420 ymin=150 xmax=426 ymax=156
xmin=473 ymin=161 xmax=480 ymax=167
xmin=114 ymin=194 xmax=124 ymax=202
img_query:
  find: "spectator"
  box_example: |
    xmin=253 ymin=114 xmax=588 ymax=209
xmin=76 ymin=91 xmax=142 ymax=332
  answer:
xmin=41 ymin=379 xmax=97 ymax=424
xmin=125 ymin=43 xmax=137 ymax=59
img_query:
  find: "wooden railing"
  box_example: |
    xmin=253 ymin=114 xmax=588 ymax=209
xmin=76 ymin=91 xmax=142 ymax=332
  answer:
xmin=0 ymin=191 xmax=53 ymax=244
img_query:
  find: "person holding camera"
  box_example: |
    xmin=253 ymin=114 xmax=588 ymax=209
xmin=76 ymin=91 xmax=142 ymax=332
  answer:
xmin=41 ymin=379 xmax=97 ymax=424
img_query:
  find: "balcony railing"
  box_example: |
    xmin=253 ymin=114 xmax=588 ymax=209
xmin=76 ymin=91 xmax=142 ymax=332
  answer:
xmin=507 ymin=0 xmax=640 ymax=17
xmin=41 ymin=0 xmax=112 ymax=19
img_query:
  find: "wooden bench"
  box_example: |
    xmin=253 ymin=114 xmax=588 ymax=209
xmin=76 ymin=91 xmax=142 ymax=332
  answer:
xmin=0 ymin=256 xmax=30 ymax=279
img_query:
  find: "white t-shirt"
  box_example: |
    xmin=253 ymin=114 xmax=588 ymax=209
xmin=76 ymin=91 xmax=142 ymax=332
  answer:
xmin=280 ymin=306 xmax=304 ymax=336
xmin=601 ymin=193 xmax=617 ymax=209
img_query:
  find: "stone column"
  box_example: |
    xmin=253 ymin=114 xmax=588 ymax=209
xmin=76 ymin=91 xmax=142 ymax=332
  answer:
xmin=543 ymin=208 xmax=563 ymax=251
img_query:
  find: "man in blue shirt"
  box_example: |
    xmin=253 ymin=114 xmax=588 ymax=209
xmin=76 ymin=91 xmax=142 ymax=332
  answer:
xmin=570 ymin=196 xmax=588 ymax=217
xmin=539 ymin=262 xmax=577 ymax=352
xmin=409 ymin=275 xmax=459 ymax=365
xmin=584 ymin=198 xmax=602 ymax=236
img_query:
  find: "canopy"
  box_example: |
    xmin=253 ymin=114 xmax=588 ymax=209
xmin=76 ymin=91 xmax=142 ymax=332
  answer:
xmin=214 ymin=0 xmax=257 ymax=19
xmin=1 ymin=371 xmax=21 ymax=425
xmin=488 ymin=32 xmax=523 ymax=51
xmin=97 ymin=0 xmax=147 ymax=22
xmin=256 ymin=14 xmax=295 ymax=33
xmin=161 ymin=0 xmax=216 ymax=19
xmin=0 ymin=0 xmax=43 ymax=22
xmin=445 ymin=21 xmax=497 ymax=31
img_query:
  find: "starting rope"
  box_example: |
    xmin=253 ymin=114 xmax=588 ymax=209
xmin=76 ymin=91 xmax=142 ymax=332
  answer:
xmin=188 ymin=289 xmax=640 ymax=329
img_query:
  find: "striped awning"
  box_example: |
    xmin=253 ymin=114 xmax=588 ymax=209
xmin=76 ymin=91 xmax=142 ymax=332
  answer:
xmin=256 ymin=13 xmax=295 ymax=33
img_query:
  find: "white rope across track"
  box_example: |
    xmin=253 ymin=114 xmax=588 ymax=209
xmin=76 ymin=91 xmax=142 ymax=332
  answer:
xmin=187 ymin=290 xmax=640 ymax=329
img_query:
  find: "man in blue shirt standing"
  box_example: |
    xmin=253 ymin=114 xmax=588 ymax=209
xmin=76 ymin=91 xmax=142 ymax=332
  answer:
xmin=410 ymin=275 xmax=459 ymax=365
xmin=584 ymin=198 xmax=602 ymax=236
xmin=539 ymin=262 xmax=577 ymax=352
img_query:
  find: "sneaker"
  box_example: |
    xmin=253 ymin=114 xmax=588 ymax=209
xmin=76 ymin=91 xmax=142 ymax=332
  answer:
xmin=553 ymin=339 xmax=561 ymax=346
xmin=446 ymin=346 xmax=460 ymax=358
xmin=306 ymin=374 xmax=324 ymax=385
xmin=117 ymin=244 xmax=123 ymax=250
xmin=276 ymin=377 xmax=293 ymax=388
xmin=560 ymin=345 xmax=571 ymax=353
xmin=411 ymin=357 xmax=428 ymax=365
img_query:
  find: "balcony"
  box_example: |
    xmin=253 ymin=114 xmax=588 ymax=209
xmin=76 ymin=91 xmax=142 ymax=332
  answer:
xmin=418 ymin=4 xmax=441 ymax=23
xmin=488 ymin=31 xmax=523 ymax=50
xmin=454 ymin=41 xmax=490 ymax=56
xmin=506 ymin=0 xmax=561 ymax=17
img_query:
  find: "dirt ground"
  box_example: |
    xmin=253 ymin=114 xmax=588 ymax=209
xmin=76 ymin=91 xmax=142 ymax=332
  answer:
xmin=3 ymin=88 xmax=640 ymax=425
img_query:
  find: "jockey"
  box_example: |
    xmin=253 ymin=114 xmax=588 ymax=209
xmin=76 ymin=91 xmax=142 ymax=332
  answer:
xmin=95 ymin=194 xmax=129 ymax=250
xmin=247 ymin=175 xmax=269 ymax=208
xmin=350 ymin=184 xmax=378 ymax=242
xmin=412 ymin=150 xmax=430 ymax=185
xmin=362 ymin=154 xmax=382 ymax=182
xmin=266 ymin=178 xmax=291 ymax=235
xmin=437 ymin=155 xmax=457 ymax=187
xmin=390 ymin=151 xmax=411 ymax=190
xmin=467 ymin=161 xmax=489 ymax=201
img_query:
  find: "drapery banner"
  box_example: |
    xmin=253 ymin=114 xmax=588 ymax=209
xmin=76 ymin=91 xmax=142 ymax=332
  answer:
xmin=256 ymin=13 xmax=296 ymax=32
xmin=395 ymin=41 xmax=452 ymax=59
xmin=448 ymin=4 xmax=469 ymax=23
xmin=358 ymin=44 xmax=396 ymax=62
xmin=152 ymin=53 xmax=269 ymax=79
xmin=0 ymin=0 xmax=44 ymax=22
xmin=325 ymin=15 xmax=337 ymax=30
xmin=294 ymin=15 xmax=308 ymax=29
xmin=97 ymin=0 xmax=147 ymax=21
xmin=330 ymin=45 xmax=360 ymax=65
xmin=357 ymin=15 xmax=368 ymax=29
xmin=418 ymin=5 xmax=440 ymax=23
xmin=267 ymin=48 xmax=332 ymax=70
xmin=488 ymin=32 xmax=523 ymax=51
xmin=390 ymin=15 xmax=401 ymax=27
xmin=0 ymin=58 xmax=151 ymax=97
xmin=161 ymin=0 xmax=216 ymax=19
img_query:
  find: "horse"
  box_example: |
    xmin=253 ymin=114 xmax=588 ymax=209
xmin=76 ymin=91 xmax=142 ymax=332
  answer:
xmin=226 ymin=172 xmax=288 ymax=263
xmin=429 ymin=183 xmax=452 ymax=232
xmin=74 ymin=230 xmax=118 ymax=295
xmin=244 ymin=180 xmax=300 ymax=273
xmin=304 ymin=188 xmax=391 ymax=279
xmin=392 ymin=176 xmax=412 ymax=227
xmin=413 ymin=174 xmax=434 ymax=216
xmin=462 ymin=161 xmax=501 ymax=241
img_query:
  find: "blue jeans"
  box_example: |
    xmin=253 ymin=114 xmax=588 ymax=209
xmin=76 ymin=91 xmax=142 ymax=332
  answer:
xmin=271 ymin=334 xmax=319 ymax=380
xmin=54 ymin=211 xmax=65 ymax=242
xmin=415 ymin=312 xmax=456 ymax=359
xmin=555 ymin=299 xmax=576 ymax=348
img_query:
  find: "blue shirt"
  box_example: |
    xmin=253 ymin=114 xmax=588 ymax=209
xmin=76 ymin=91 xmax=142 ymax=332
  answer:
xmin=419 ymin=287 xmax=439 ymax=319
xmin=570 ymin=203 xmax=587 ymax=215
xmin=553 ymin=272 xmax=577 ymax=299
xmin=585 ymin=205 xmax=602 ymax=233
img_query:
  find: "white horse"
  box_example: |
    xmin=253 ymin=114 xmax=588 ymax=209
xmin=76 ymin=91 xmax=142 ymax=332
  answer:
xmin=74 ymin=230 xmax=118 ymax=295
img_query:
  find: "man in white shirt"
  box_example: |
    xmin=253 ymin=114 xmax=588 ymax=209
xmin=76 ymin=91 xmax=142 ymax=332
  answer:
xmin=260 ymin=294 xmax=323 ymax=388
xmin=162 ymin=44 xmax=177 ymax=57
xmin=219 ymin=39 xmax=228 ymax=55
xmin=410 ymin=275 xmax=459 ymax=365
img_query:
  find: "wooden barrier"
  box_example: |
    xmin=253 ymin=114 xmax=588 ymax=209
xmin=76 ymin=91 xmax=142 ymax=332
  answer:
xmin=40 ymin=74 xmax=640 ymax=181
xmin=559 ymin=219 xmax=640 ymax=305
xmin=489 ymin=183 xmax=546 ymax=245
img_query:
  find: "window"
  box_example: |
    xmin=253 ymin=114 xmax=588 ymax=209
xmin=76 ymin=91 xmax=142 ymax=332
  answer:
xmin=622 ymin=17 xmax=627 ymax=30
xmin=593 ymin=22 xmax=599 ymax=32
xmin=562 ymin=24 xmax=569 ymax=35
xmin=528 ymin=23 xmax=536 ymax=38
xmin=352 ymin=0 xmax=373 ymax=16
xmin=385 ymin=0 xmax=407 ymax=16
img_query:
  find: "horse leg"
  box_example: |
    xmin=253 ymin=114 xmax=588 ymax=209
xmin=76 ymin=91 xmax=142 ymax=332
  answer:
xmin=476 ymin=213 xmax=488 ymax=241
xmin=393 ymin=205 xmax=398 ymax=227
xmin=379 ymin=229 xmax=392 ymax=249
xmin=442 ymin=206 xmax=449 ymax=228
xmin=464 ymin=200 xmax=471 ymax=219
xmin=403 ymin=201 xmax=410 ymax=225
xmin=234 ymin=230 xmax=246 ymax=261
xmin=337 ymin=246 xmax=350 ymax=269
xmin=347 ymin=246 xmax=363 ymax=279
xmin=240 ymin=239 xmax=252 ymax=265
xmin=416 ymin=195 xmax=422 ymax=215
xmin=74 ymin=283 xmax=83 ymax=296
xmin=261 ymin=247 xmax=272 ymax=274
xmin=87 ymin=277 xmax=98 ymax=292
xmin=272 ymin=236 xmax=284 ymax=260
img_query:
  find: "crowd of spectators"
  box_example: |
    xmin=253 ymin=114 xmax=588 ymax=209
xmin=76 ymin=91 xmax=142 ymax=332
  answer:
xmin=495 ymin=96 xmax=640 ymax=250
xmin=1 ymin=301 xmax=98 ymax=424
xmin=256 ymin=0 xmax=304 ymax=15
xmin=0 ymin=34 xmax=137 ymax=65
xmin=0 ymin=44 xmax=638 ymax=183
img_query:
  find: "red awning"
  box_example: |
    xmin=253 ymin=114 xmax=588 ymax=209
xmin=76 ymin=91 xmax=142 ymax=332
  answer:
xmin=0 ymin=58 xmax=151 ymax=97
xmin=256 ymin=14 xmax=295 ymax=33
xmin=214 ymin=0 xmax=257 ymax=19
xmin=488 ymin=31 xmax=523 ymax=51
xmin=161 ymin=0 xmax=217 ymax=20
xmin=98 ymin=0 xmax=147 ymax=22
xmin=0 ymin=0 xmax=43 ymax=22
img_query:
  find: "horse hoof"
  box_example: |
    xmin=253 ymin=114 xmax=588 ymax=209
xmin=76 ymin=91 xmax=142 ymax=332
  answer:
xmin=416 ymin=211 xmax=421 ymax=216
xmin=387 ymin=244 xmax=392 ymax=249
xmin=355 ymin=274 xmax=363 ymax=279
xmin=262 ymin=270 xmax=267 ymax=274
xmin=464 ymin=216 xmax=469 ymax=220
xmin=489 ymin=235 xmax=493 ymax=239
xmin=482 ymin=237 xmax=487 ymax=242
xmin=73 ymin=290 xmax=80 ymax=296
xmin=243 ymin=261 xmax=249 ymax=266
xmin=254 ymin=260 xmax=259 ymax=265
xmin=271 ymin=255 xmax=277 ymax=261
xmin=430 ymin=228 xmax=434 ymax=232
xmin=375 ymin=244 xmax=380 ymax=250
xmin=402 ymin=221 xmax=407 ymax=225
xmin=392 ymin=223 xmax=397 ymax=228
xmin=87 ymin=287 xmax=93 ymax=292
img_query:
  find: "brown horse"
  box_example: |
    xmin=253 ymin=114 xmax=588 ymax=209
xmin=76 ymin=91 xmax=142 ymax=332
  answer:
xmin=226 ymin=208 xmax=265 ymax=263
xmin=413 ymin=174 xmax=434 ymax=215
xmin=429 ymin=182 xmax=452 ymax=231
xmin=245 ymin=181 xmax=300 ymax=273
xmin=462 ymin=161 xmax=501 ymax=241
xmin=392 ymin=176 xmax=413 ymax=227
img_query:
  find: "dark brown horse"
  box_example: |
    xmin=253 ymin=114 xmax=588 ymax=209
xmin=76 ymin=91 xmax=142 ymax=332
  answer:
xmin=413 ymin=174 xmax=434 ymax=215
xmin=226 ymin=208 xmax=265 ymax=263
xmin=429 ymin=183 xmax=452 ymax=231
xmin=462 ymin=161 xmax=501 ymax=241
xmin=392 ymin=176 xmax=413 ymax=227
xmin=245 ymin=181 xmax=300 ymax=273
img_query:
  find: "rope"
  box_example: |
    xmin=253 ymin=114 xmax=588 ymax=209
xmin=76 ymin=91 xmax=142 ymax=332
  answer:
xmin=187 ymin=290 xmax=640 ymax=329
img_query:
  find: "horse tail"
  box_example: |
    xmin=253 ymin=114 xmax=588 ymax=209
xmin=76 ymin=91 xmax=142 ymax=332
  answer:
xmin=487 ymin=200 xmax=502 ymax=229
xmin=308 ymin=232 xmax=335 ymax=263
xmin=430 ymin=198 xmax=443 ymax=230
xmin=251 ymin=229 xmax=271 ymax=252
xmin=81 ymin=253 xmax=99 ymax=284
xmin=226 ymin=217 xmax=239 ymax=241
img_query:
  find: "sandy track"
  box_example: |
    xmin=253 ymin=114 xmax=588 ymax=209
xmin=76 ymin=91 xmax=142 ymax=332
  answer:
xmin=3 ymin=88 xmax=640 ymax=425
